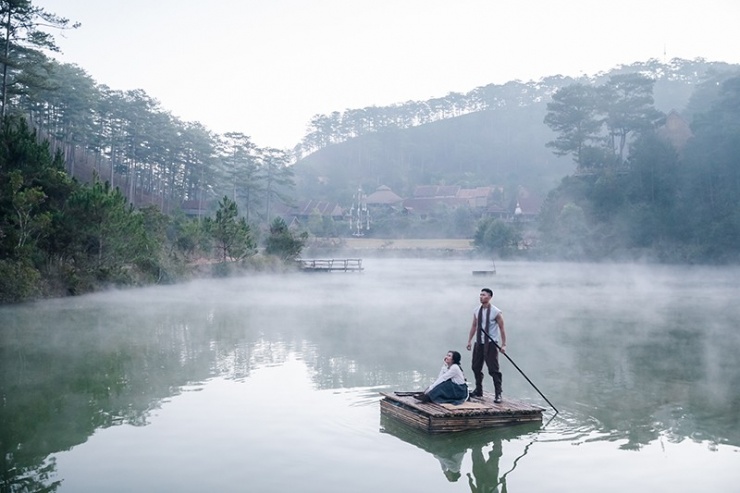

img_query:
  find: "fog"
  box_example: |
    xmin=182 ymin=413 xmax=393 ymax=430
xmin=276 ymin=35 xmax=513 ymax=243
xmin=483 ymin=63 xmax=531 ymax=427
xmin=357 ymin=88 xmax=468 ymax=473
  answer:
xmin=10 ymin=258 xmax=738 ymax=408
xmin=3 ymin=258 xmax=739 ymax=491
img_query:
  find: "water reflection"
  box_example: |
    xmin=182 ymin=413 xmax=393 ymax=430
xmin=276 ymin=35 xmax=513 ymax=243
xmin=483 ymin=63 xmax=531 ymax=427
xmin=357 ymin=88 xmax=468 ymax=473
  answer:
xmin=380 ymin=415 xmax=542 ymax=489
xmin=1 ymin=260 xmax=740 ymax=492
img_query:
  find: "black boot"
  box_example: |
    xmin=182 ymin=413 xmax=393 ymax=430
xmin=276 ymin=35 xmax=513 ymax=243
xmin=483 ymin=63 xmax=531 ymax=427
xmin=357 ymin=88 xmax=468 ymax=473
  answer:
xmin=414 ymin=392 xmax=431 ymax=403
xmin=470 ymin=387 xmax=483 ymax=398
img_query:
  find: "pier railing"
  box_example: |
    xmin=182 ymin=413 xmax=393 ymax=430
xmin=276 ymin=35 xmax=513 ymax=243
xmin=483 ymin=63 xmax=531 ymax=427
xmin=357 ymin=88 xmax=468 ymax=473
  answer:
xmin=297 ymin=258 xmax=363 ymax=272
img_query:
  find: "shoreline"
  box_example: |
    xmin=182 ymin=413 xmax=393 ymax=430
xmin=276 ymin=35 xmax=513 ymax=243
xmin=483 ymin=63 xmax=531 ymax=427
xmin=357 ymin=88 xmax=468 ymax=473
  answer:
xmin=302 ymin=237 xmax=477 ymax=259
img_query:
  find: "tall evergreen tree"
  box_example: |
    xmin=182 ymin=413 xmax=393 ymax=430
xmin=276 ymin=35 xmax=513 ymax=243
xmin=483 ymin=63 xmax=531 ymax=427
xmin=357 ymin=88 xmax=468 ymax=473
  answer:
xmin=259 ymin=147 xmax=294 ymax=223
xmin=208 ymin=196 xmax=255 ymax=262
xmin=0 ymin=0 xmax=79 ymax=118
xmin=544 ymin=83 xmax=603 ymax=170
xmin=599 ymin=74 xmax=663 ymax=164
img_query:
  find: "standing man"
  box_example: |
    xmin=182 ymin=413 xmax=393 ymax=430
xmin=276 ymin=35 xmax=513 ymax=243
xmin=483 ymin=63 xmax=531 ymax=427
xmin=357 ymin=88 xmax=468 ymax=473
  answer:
xmin=466 ymin=288 xmax=506 ymax=403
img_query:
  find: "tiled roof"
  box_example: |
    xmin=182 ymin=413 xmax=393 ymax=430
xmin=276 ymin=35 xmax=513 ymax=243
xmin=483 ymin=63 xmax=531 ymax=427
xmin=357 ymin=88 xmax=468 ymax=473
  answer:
xmin=457 ymin=187 xmax=492 ymax=199
xmin=413 ymin=185 xmax=461 ymax=198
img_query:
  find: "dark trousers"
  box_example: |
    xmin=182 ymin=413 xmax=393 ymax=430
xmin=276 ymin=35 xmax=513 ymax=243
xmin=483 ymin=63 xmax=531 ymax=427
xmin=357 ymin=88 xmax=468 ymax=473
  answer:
xmin=472 ymin=342 xmax=502 ymax=394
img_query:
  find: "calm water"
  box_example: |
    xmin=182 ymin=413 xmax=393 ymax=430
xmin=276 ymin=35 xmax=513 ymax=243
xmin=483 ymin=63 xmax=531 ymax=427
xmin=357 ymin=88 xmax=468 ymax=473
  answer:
xmin=1 ymin=258 xmax=739 ymax=492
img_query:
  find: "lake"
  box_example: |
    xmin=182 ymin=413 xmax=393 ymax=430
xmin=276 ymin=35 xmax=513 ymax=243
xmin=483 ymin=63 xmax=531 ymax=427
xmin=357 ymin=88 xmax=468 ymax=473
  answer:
xmin=1 ymin=258 xmax=738 ymax=492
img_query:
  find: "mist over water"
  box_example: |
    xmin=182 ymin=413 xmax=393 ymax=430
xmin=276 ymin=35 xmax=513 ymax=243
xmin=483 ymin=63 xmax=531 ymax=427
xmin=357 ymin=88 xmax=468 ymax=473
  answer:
xmin=1 ymin=258 xmax=739 ymax=492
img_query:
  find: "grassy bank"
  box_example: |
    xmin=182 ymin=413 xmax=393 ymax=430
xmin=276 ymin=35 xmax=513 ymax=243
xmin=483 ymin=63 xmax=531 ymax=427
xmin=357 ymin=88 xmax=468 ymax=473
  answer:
xmin=302 ymin=237 xmax=476 ymax=259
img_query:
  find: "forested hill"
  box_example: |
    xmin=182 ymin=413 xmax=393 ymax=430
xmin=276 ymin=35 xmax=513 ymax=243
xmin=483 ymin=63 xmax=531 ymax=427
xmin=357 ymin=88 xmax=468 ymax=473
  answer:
xmin=294 ymin=100 xmax=571 ymax=203
xmin=292 ymin=58 xmax=740 ymax=204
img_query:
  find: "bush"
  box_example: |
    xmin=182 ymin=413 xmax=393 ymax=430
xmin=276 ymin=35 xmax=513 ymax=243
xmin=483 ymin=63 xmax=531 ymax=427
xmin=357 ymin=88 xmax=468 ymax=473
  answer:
xmin=0 ymin=259 xmax=40 ymax=304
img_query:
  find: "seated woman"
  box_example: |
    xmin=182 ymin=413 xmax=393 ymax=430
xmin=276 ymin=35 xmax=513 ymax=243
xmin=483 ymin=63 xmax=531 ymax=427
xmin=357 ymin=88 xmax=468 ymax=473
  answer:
xmin=414 ymin=351 xmax=469 ymax=405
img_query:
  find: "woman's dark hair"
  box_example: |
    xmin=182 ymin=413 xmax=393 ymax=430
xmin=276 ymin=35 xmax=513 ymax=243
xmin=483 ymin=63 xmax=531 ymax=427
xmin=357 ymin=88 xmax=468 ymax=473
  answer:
xmin=449 ymin=350 xmax=462 ymax=366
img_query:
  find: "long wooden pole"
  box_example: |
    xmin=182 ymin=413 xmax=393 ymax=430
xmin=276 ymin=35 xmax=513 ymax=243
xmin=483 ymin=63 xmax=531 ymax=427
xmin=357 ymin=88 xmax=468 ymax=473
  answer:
xmin=478 ymin=324 xmax=559 ymax=413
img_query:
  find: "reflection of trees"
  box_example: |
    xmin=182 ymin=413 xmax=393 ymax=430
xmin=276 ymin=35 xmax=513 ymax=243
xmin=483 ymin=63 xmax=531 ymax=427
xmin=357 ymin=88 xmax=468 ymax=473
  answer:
xmin=3 ymin=265 xmax=739 ymax=491
xmin=557 ymin=305 xmax=740 ymax=449
xmin=0 ymin=456 xmax=61 ymax=493
xmin=0 ymin=302 xmax=252 ymax=492
xmin=0 ymin=294 xmax=433 ymax=491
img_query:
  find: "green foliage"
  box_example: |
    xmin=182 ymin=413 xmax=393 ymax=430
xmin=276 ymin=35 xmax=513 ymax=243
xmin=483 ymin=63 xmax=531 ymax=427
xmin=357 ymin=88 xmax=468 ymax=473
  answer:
xmin=545 ymin=74 xmax=664 ymax=171
xmin=306 ymin=210 xmax=339 ymax=238
xmin=451 ymin=206 xmax=476 ymax=238
xmin=677 ymin=76 xmax=740 ymax=260
xmin=206 ymin=196 xmax=256 ymax=262
xmin=544 ymin=83 xmax=603 ymax=166
xmin=264 ymin=217 xmax=307 ymax=261
xmin=0 ymin=258 xmax=40 ymax=303
xmin=65 ymin=181 xmax=141 ymax=283
xmin=0 ymin=116 xmax=193 ymax=301
xmin=7 ymin=170 xmax=51 ymax=252
xmin=537 ymin=75 xmax=740 ymax=263
xmin=0 ymin=0 xmax=79 ymax=117
xmin=473 ymin=218 xmax=520 ymax=257
xmin=168 ymin=212 xmax=209 ymax=259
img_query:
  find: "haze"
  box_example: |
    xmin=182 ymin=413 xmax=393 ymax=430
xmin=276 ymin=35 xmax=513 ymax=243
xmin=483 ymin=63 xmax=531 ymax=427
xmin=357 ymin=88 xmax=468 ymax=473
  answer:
xmin=39 ymin=0 xmax=739 ymax=150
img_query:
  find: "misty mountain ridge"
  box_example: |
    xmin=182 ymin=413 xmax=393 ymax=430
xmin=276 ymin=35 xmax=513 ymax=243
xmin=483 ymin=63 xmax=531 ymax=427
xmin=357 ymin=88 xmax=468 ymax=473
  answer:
xmin=292 ymin=58 xmax=740 ymax=205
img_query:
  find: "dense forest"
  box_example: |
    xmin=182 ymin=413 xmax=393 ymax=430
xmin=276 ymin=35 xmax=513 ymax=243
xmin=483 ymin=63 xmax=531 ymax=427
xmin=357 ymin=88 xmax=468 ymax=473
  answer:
xmin=538 ymin=72 xmax=740 ymax=262
xmin=0 ymin=1 xmax=310 ymax=304
xmin=2 ymin=0 xmax=739 ymax=305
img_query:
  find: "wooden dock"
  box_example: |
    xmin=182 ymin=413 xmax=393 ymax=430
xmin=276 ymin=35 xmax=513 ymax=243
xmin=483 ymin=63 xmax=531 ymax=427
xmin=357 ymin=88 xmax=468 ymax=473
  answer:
xmin=297 ymin=258 xmax=364 ymax=272
xmin=380 ymin=391 xmax=544 ymax=433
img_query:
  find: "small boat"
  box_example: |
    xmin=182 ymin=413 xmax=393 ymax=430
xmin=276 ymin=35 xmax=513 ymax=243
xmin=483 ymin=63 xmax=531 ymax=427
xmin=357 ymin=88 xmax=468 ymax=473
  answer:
xmin=380 ymin=390 xmax=544 ymax=433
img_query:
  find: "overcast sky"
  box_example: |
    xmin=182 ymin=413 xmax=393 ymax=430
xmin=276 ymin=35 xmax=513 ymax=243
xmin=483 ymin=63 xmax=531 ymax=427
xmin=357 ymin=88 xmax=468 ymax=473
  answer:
xmin=39 ymin=0 xmax=739 ymax=150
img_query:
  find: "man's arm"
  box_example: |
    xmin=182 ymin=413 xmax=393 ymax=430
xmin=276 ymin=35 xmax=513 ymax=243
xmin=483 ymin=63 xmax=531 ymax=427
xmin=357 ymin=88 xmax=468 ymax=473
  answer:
xmin=466 ymin=316 xmax=477 ymax=351
xmin=496 ymin=313 xmax=506 ymax=353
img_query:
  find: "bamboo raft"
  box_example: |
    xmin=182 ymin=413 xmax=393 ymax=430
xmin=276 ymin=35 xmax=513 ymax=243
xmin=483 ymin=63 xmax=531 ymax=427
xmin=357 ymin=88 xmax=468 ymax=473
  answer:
xmin=380 ymin=391 xmax=544 ymax=433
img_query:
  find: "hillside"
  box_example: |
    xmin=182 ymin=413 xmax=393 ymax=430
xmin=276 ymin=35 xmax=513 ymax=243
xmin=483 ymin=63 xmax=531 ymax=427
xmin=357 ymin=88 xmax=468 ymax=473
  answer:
xmin=291 ymin=58 xmax=740 ymax=206
xmin=294 ymin=101 xmax=571 ymax=204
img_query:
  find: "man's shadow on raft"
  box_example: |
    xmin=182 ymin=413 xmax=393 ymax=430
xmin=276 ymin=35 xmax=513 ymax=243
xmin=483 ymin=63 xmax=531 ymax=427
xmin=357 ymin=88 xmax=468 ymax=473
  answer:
xmin=380 ymin=415 xmax=541 ymax=488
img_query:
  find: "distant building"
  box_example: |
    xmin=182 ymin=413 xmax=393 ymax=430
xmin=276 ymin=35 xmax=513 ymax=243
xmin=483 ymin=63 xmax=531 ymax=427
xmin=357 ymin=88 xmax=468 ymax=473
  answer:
xmin=457 ymin=187 xmax=493 ymax=209
xmin=482 ymin=187 xmax=542 ymax=222
xmin=366 ymin=185 xmax=403 ymax=206
xmin=512 ymin=187 xmax=542 ymax=222
xmin=401 ymin=184 xmax=508 ymax=217
xmin=274 ymin=199 xmax=344 ymax=226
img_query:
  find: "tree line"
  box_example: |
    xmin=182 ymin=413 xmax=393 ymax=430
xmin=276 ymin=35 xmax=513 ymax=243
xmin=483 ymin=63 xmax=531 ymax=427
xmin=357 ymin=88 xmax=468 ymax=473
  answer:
xmin=0 ymin=115 xmax=310 ymax=304
xmin=1 ymin=0 xmax=295 ymax=224
xmin=295 ymin=58 xmax=738 ymax=159
xmin=534 ymin=70 xmax=740 ymax=262
xmin=3 ymin=0 xmax=739 ymax=307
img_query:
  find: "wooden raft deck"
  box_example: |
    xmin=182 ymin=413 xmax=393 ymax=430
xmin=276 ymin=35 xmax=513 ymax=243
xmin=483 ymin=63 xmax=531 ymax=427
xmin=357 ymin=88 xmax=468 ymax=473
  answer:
xmin=380 ymin=391 xmax=544 ymax=434
xmin=297 ymin=258 xmax=364 ymax=272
